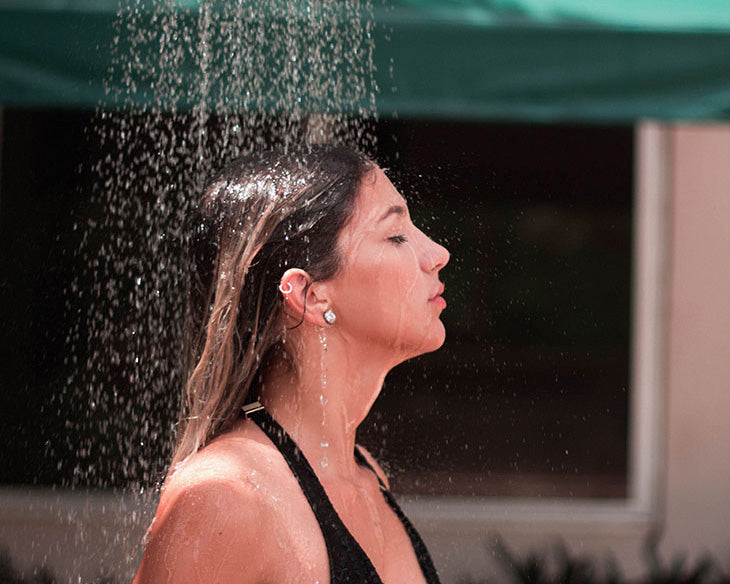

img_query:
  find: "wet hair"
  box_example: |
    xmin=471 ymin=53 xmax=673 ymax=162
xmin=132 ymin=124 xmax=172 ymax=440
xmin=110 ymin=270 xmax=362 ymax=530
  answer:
xmin=171 ymin=144 xmax=373 ymax=468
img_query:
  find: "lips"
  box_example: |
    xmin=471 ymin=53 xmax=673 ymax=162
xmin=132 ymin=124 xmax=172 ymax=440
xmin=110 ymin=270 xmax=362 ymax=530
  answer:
xmin=429 ymin=283 xmax=446 ymax=308
xmin=430 ymin=296 xmax=447 ymax=309
xmin=429 ymin=283 xmax=445 ymax=300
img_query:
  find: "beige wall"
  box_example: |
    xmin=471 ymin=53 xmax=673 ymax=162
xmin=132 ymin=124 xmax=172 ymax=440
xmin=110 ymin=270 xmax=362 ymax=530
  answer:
xmin=661 ymin=125 xmax=730 ymax=570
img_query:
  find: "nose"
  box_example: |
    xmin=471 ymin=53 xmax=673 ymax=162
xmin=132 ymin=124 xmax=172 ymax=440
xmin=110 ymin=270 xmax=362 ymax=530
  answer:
xmin=421 ymin=233 xmax=450 ymax=273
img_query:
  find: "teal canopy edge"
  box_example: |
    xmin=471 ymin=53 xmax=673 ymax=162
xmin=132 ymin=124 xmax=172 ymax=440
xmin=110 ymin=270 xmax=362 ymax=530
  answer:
xmin=1 ymin=3 xmax=729 ymax=122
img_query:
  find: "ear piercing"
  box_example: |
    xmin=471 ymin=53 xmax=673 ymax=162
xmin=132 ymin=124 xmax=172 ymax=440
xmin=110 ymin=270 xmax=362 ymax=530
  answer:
xmin=323 ymin=309 xmax=336 ymax=325
xmin=278 ymin=282 xmax=293 ymax=295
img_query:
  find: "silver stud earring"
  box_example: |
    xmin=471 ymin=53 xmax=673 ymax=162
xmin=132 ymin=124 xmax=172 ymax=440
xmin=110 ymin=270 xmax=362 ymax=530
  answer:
xmin=323 ymin=309 xmax=336 ymax=325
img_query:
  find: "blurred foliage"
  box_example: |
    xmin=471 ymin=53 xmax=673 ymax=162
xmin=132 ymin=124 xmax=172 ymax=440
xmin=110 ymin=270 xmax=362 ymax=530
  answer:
xmin=459 ymin=534 xmax=729 ymax=584
xmin=0 ymin=548 xmax=116 ymax=584
xmin=0 ymin=549 xmax=54 ymax=584
xmin=643 ymin=531 xmax=722 ymax=584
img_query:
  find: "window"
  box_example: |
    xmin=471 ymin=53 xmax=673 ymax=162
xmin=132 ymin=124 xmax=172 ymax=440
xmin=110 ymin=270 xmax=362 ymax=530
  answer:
xmin=0 ymin=113 xmax=665 ymax=522
xmin=360 ymin=120 xmax=635 ymax=500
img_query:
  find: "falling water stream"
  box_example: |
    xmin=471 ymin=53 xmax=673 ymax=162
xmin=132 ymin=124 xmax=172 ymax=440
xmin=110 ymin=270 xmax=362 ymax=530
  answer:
xmin=0 ymin=1 xmax=643 ymax=580
xmin=60 ymin=0 xmax=379 ymax=578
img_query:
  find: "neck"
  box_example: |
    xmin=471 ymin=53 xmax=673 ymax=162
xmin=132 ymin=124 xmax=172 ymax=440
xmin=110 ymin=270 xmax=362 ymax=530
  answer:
xmin=258 ymin=326 xmax=391 ymax=480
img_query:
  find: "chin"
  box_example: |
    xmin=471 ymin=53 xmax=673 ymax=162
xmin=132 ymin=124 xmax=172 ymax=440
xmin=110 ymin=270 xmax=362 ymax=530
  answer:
xmin=402 ymin=322 xmax=446 ymax=360
xmin=425 ymin=327 xmax=447 ymax=354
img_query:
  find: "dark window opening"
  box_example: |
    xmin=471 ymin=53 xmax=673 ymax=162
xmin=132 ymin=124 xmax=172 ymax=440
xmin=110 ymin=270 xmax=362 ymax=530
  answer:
xmin=0 ymin=111 xmax=632 ymax=498
xmin=360 ymin=120 xmax=633 ymax=498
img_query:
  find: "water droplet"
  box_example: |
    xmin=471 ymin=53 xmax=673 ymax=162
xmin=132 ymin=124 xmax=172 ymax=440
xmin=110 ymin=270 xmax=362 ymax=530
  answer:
xmin=62 ymin=0 xmax=380 ymax=572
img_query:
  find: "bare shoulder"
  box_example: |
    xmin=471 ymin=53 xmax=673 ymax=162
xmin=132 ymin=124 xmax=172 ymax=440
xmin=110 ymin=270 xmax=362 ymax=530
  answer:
xmin=134 ymin=423 xmax=307 ymax=584
xmin=356 ymin=444 xmax=391 ymax=490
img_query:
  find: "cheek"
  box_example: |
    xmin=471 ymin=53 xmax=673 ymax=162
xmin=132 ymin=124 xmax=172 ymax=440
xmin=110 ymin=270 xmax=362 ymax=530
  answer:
xmin=369 ymin=250 xmax=420 ymax=308
xmin=374 ymin=271 xmax=433 ymax=346
xmin=338 ymin=249 xmax=418 ymax=324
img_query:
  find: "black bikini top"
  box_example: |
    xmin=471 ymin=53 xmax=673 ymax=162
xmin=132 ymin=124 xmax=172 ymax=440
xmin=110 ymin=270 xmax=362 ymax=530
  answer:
xmin=244 ymin=403 xmax=441 ymax=584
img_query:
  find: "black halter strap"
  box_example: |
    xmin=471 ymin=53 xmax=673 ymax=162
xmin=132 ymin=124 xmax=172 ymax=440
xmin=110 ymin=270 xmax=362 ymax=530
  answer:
xmin=246 ymin=405 xmax=383 ymax=583
xmin=243 ymin=403 xmax=441 ymax=584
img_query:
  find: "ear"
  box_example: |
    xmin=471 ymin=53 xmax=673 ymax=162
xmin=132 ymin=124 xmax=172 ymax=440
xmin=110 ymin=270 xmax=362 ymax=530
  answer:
xmin=279 ymin=268 xmax=332 ymax=327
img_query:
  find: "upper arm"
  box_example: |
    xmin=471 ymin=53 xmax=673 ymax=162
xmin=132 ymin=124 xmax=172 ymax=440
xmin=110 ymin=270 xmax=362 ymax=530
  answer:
xmin=357 ymin=445 xmax=391 ymax=490
xmin=134 ymin=480 xmax=266 ymax=584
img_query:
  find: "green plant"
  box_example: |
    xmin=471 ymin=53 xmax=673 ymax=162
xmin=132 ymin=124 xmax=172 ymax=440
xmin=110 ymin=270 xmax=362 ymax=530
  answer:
xmin=490 ymin=536 xmax=604 ymax=584
xmin=0 ymin=549 xmax=118 ymax=584
xmin=642 ymin=531 xmax=724 ymax=584
xmin=458 ymin=534 xmax=729 ymax=584
xmin=0 ymin=548 xmax=55 ymax=584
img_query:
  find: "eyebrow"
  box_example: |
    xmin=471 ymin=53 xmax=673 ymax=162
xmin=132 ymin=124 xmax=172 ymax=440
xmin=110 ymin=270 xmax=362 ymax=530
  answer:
xmin=378 ymin=205 xmax=407 ymax=223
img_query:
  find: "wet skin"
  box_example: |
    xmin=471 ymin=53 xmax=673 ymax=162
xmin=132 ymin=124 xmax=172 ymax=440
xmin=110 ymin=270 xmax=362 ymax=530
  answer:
xmin=323 ymin=166 xmax=450 ymax=366
xmin=134 ymin=167 xmax=449 ymax=584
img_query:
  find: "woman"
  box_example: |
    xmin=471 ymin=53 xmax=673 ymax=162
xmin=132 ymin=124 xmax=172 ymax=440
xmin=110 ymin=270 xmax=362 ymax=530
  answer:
xmin=134 ymin=145 xmax=449 ymax=583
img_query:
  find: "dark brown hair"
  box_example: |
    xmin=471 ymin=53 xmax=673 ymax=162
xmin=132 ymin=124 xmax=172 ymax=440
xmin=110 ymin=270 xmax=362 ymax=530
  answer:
xmin=171 ymin=144 xmax=373 ymax=468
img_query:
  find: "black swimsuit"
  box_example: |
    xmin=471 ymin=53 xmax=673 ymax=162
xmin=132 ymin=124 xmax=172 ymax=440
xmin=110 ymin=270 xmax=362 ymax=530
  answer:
xmin=246 ymin=406 xmax=442 ymax=584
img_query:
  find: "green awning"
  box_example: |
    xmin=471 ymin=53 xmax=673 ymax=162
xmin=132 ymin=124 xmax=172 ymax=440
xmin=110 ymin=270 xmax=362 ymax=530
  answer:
xmin=1 ymin=0 xmax=729 ymax=121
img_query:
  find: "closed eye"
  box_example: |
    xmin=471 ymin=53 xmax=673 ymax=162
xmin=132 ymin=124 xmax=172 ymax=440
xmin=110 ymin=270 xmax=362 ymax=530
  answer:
xmin=388 ymin=235 xmax=408 ymax=244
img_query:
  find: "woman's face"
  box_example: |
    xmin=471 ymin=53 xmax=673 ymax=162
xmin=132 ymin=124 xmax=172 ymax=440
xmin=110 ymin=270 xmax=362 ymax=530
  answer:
xmin=324 ymin=167 xmax=450 ymax=362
